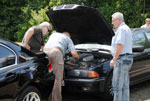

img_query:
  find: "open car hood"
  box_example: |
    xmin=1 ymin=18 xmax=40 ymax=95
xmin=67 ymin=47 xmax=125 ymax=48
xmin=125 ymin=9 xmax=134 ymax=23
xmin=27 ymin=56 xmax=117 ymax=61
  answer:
xmin=46 ymin=4 xmax=114 ymax=45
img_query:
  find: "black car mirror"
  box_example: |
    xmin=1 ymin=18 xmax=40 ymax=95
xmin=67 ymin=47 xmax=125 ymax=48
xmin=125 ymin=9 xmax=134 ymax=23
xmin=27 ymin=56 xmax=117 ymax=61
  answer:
xmin=132 ymin=46 xmax=144 ymax=52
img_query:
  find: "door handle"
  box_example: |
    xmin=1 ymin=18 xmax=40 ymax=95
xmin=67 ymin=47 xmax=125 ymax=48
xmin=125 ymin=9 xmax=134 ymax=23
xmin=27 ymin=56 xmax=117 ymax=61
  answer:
xmin=5 ymin=72 xmax=16 ymax=82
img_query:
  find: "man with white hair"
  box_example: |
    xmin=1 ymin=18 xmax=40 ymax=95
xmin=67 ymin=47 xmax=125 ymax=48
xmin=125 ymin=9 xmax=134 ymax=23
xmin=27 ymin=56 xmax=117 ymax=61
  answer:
xmin=110 ymin=12 xmax=133 ymax=101
xmin=141 ymin=18 xmax=150 ymax=28
xmin=22 ymin=21 xmax=52 ymax=52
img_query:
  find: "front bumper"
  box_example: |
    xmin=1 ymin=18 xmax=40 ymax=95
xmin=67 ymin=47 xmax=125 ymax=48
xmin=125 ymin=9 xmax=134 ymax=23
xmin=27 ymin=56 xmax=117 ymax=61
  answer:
xmin=64 ymin=77 xmax=105 ymax=93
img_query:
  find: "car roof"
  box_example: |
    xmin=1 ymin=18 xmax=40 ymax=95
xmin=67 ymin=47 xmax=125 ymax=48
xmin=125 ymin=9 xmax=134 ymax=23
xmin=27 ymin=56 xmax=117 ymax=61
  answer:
xmin=131 ymin=28 xmax=150 ymax=32
xmin=0 ymin=38 xmax=21 ymax=51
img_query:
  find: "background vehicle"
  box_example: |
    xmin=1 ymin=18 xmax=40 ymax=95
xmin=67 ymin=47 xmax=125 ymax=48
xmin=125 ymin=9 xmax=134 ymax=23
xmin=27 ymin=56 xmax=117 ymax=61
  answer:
xmin=46 ymin=4 xmax=150 ymax=99
xmin=0 ymin=38 xmax=53 ymax=101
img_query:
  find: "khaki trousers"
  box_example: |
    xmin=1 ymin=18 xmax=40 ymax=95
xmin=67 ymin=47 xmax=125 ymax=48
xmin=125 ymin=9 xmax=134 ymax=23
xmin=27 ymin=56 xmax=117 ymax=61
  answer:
xmin=44 ymin=48 xmax=64 ymax=101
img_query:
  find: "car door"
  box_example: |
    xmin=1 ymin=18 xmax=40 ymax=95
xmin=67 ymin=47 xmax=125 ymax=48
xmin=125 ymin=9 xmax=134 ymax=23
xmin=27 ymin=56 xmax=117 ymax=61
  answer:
xmin=0 ymin=44 xmax=19 ymax=100
xmin=130 ymin=30 xmax=150 ymax=84
xmin=144 ymin=30 xmax=150 ymax=56
xmin=144 ymin=30 xmax=150 ymax=74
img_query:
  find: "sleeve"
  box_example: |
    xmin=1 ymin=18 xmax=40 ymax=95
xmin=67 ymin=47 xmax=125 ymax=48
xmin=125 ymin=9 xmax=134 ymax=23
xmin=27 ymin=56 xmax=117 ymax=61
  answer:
xmin=115 ymin=28 xmax=126 ymax=45
xmin=68 ymin=38 xmax=75 ymax=52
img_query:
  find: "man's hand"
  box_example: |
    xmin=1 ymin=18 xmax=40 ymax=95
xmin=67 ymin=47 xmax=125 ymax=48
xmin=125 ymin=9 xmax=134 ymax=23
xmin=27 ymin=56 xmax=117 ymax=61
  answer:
xmin=110 ymin=59 xmax=115 ymax=67
xmin=25 ymin=44 xmax=30 ymax=50
xmin=41 ymin=46 xmax=44 ymax=51
xmin=71 ymin=50 xmax=79 ymax=60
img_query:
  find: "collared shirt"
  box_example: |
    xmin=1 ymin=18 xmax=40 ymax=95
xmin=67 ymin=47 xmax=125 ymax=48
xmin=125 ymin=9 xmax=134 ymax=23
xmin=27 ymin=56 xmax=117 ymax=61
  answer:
xmin=44 ymin=32 xmax=75 ymax=56
xmin=141 ymin=24 xmax=150 ymax=28
xmin=111 ymin=22 xmax=133 ymax=56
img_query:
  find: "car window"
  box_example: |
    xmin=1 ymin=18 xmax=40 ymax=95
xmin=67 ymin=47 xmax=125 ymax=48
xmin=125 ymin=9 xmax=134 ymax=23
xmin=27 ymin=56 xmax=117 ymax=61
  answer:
xmin=0 ymin=45 xmax=16 ymax=68
xmin=132 ymin=32 xmax=146 ymax=47
xmin=145 ymin=32 xmax=150 ymax=42
xmin=18 ymin=52 xmax=30 ymax=63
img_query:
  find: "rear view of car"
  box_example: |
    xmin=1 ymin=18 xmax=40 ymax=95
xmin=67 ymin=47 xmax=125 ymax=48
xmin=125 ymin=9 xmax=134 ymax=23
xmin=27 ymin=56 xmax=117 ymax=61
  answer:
xmin=0 ymin=38 xmax=53 ymax=101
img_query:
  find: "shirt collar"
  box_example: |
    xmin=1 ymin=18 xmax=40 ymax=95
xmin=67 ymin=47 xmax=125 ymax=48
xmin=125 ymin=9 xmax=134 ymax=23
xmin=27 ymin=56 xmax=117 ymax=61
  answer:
xmin=115 ymin=22 xmax=125 ymax=33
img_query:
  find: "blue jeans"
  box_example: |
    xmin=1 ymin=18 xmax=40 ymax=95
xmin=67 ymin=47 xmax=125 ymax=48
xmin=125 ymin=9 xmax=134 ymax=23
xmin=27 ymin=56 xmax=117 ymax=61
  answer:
xmin=112 ymin=55 xmax=133 ymax=101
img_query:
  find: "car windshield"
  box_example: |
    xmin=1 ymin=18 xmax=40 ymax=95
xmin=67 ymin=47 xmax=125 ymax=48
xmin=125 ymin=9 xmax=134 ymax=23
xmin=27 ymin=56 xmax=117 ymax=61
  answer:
xmin=75 ymin=44 xmax=111 ymax=52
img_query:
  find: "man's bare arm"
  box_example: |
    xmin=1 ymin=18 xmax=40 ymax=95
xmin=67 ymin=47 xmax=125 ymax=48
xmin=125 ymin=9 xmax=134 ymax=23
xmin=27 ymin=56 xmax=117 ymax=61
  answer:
xmin=24 ymin=28 xmax=34 ymax=50
xmin=113 ymin=44 xmax=123 ymax=61
xmin=110 ymin=44 xmax=123 ymax=67
xmin=71 ymin=50 xmax=79 ymax=60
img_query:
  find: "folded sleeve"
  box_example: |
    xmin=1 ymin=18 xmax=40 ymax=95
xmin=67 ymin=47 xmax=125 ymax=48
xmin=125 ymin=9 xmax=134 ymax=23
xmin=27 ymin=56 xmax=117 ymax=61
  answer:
xmin=68 ymin=38 xmax=75 ymax=52
xmin=115 ymin=28 xmax=126 ymax=45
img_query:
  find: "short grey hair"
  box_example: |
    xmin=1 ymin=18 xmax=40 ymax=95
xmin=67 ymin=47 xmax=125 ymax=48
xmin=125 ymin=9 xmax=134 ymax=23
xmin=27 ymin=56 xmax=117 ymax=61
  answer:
xmin=39 ymin=21 xmax=51 ymax=27
xmin=112 ymin=12 xmax=124 ymax=21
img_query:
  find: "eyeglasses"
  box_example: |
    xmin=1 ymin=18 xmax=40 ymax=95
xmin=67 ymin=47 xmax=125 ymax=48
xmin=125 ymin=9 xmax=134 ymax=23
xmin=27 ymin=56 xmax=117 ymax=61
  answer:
xmin=47 ymin=27 xmax=50 ymax=32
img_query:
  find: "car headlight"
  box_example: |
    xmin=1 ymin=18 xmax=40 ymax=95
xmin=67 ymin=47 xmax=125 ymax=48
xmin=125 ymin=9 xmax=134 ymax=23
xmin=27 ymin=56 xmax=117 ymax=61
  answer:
xmin=68 ymin=70 xmax=99 ymax=78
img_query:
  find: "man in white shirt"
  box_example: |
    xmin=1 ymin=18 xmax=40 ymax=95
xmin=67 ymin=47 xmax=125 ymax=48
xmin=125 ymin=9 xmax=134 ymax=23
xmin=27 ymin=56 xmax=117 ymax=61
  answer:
xmin=141 ymin=18 xmax=150 ymax=28
xmin=110 ymin=12 xmax=133 ymax=101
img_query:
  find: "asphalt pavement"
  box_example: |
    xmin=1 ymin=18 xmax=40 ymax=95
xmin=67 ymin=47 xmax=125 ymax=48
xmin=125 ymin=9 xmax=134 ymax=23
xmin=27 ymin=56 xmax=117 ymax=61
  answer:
xmin=62 ymin=92 xmax=109 ymax=101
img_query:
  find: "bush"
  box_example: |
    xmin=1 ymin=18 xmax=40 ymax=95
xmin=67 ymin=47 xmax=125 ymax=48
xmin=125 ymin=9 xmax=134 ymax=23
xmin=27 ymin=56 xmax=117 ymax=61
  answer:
xmin=0 ymin=0 xmax=150 ymax=41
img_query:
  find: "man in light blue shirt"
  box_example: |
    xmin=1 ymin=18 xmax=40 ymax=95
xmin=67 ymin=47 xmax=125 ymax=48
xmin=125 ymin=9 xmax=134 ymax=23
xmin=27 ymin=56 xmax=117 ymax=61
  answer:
xmin=110 ymin=12 xmax=133 ymax=101
xmin=140 ymin=18 xmax=150 ymax=28
xmin=44 ymin=32 xmax=79 ymax=101
xmin=111 ymin=22 xmax=132 ymax=56
xmin=44 ymin=32 xmax=76 ymax=56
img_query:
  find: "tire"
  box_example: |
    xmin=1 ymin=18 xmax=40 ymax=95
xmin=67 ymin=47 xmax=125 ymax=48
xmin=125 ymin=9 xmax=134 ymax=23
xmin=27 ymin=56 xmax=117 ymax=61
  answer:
xmin=104 ymin=73 xmax=113 ymax=100
xmin=17 ymin=86 xmax=41 ymax=101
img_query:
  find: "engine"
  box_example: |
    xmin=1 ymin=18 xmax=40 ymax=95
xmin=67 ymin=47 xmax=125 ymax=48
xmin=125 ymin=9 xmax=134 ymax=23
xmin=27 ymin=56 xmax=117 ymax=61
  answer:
xmin=64 ymin=52 xmax=111 ymax=70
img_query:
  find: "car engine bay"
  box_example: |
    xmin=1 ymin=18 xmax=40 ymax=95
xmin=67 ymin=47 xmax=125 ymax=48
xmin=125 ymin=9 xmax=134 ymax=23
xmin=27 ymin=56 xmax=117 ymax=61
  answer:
xmin=64 ymin=50 xmax=112 ymax=70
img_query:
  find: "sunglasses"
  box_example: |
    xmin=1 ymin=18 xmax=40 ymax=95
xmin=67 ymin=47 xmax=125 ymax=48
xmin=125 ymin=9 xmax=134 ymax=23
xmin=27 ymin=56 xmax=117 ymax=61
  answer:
xmin=47 ymin=27 xmax=50 ymax=32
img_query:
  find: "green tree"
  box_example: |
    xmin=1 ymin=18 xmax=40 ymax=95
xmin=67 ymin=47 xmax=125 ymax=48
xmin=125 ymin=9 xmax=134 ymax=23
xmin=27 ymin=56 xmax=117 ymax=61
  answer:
xmin=0 ymin=0 xmax=150 ymax=41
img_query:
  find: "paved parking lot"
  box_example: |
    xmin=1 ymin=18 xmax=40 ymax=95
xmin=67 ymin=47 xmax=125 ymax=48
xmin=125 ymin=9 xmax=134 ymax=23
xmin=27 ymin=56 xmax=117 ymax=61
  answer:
xmin=130 ymin=80 xmax=150 ymax=101
xmin=62 ymin=80 xmax=150 ymax=101
xmin=62 ymin=93 xmax=103 ymax=101
xmin=1 ymin=80 xmax=150 ymax=101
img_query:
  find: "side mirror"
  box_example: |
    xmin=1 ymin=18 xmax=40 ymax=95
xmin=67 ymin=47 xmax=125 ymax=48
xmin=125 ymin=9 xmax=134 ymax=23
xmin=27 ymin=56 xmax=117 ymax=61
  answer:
xmin=132 ymin=46 xmax=144 ymax=52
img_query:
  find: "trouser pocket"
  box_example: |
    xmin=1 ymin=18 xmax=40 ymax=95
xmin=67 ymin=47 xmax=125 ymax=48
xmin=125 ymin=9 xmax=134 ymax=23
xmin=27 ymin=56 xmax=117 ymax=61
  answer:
xmin=122 ymin=56 xmax=133 ymax=71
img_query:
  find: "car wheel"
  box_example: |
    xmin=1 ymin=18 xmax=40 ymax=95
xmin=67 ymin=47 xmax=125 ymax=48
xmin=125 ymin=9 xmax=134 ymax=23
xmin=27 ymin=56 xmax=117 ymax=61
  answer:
xmin=104 ymin=73 xmax=113 ymax=100
xmin=17 ymin=86 xmax=41 ymax=101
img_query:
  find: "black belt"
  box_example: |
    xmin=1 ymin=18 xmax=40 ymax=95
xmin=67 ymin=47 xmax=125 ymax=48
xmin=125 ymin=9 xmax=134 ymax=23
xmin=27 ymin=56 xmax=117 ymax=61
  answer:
xmin=119 ymin=53 xmax=132 ymax=56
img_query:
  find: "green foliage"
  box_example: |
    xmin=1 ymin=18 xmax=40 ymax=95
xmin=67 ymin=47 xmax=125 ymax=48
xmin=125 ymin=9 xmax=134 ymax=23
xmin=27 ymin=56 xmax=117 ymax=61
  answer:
xmin=0 ymin=0 xmax=27 ymax=41
xmin=0 ymin=0 xmax=150 ymax=41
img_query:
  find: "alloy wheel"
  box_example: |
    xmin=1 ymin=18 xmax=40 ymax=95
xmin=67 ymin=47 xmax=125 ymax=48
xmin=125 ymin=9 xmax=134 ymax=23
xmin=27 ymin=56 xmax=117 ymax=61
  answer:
xmin=23 ymin=92 xmax=40 ymax=101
